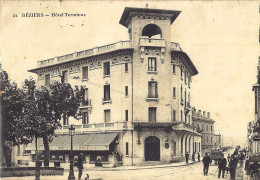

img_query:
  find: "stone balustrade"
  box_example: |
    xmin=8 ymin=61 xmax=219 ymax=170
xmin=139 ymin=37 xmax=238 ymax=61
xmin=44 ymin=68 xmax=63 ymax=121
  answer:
xmin=37 ymin=40 xmax=132 ymax=67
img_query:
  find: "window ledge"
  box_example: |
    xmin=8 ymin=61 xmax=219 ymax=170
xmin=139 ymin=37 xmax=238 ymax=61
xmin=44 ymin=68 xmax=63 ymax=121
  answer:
xmin=125 ymin=71 xmax=129 ymax=73
xmin=102 ymin=100 xmax=112 ymax=104
xmin=125 ymin=95 xmax=129 ymax=98
xmin=147 ymin=71 xmax=158 ymax=75
xmin=146 ymin=98 xmax=159 ymax=102
xmin=82 ymin=78 xmax=89 ymax=82
xmin=103 ymin=75 xmax=111 ymax=79
xmin=172 ymin=73 xmax=176 ymax=75
xmin=172 ymin=96 xmax=176 ymax=99
xmin=125 ymin=155 xmax=129 ymax=157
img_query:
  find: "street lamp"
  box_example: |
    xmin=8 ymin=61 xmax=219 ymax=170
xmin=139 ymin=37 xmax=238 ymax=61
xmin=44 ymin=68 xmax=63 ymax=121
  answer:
xmin=68 ymin=125 xmax=75 ymax=180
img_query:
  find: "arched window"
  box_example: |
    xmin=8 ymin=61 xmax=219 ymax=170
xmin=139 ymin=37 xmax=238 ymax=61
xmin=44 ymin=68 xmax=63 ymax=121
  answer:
xmin=142 ymin=24 xmax=162 ymax=38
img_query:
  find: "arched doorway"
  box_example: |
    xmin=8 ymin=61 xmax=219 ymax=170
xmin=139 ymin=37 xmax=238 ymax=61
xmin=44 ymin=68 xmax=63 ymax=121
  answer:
xmin=145 ymin=136 xmax=160 ymax=161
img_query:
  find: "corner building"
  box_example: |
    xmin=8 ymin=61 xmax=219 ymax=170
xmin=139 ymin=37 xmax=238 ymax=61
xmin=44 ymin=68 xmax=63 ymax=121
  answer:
xmin=27 ymin=7 xmax=201 ymax=167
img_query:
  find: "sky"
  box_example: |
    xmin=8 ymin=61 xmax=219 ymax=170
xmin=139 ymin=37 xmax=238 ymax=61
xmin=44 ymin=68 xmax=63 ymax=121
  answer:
xmin=0 ymin=1 xmax=258 ymax=138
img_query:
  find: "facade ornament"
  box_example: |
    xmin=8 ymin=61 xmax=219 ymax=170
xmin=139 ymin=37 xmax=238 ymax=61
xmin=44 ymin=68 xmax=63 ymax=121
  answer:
xmin=121 ymin=55 xmax=131 ymax=63
xmin=38 ymin=74 xmax=44 ymax=80
xmin=69 ymin=66 xmax=81 ymax=74
xmin=51 ymin=70 xmax=61 ymax=77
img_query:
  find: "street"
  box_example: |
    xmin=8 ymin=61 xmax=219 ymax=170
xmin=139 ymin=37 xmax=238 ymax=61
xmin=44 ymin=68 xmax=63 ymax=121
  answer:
xmin=2 ymin=160 xmax=248 ymax=180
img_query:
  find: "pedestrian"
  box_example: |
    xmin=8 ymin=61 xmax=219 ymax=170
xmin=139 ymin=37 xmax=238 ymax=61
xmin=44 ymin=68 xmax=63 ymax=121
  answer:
xmin=185 ymin=151 xmax=189 ymax=164
xmin=202 ymin=152 xmax=211 ymax=176
xmin=192 ymin=152 xmax=195 ymax=162
xmin=77 ymin=153 xmax=84 ymax=180
xmin=217 ymin=154 xmax=227 ymax=178
xmin=227 ymin=153 xmax=231 ymax=162
xmin=198 ymin=152 xmax=200 ymax=162
xmin=229 ymin=154 xmax=238 ymax=180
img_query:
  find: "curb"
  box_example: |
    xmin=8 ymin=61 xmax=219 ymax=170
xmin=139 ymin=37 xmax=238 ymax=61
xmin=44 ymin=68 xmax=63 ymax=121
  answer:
xmin=65 ymin=161 xmax=200 ymax=172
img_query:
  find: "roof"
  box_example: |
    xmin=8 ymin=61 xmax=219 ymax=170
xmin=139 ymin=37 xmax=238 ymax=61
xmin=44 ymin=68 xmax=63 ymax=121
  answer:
xmin=172 ymin=51 xmax=198 ymax=76
xmin=119 ymin=7 xmax=181 ymax=27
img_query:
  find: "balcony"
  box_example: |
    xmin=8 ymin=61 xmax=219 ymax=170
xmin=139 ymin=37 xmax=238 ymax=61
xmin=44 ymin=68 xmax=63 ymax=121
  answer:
xmin=56 ymin=122 xmax=133 ymax=134
xmin=172 ymin=122 xmax=197 ymax=133
xmin=146 ymin=94 xmax=159 ymax=102
xmin=79 ymin=99 xmax=92 ymax=109
xmin=139 ymin=38 xmax=166 ymax=48
xmin=184 ymin=102 xmax=191 ymax=114
xmin=170 ymin=42 xmax=182 ymax=52
xmin=36 ymin=40 xmax=132 ymax=67
xmin=102 ymin=97 xmax=112 ymax=104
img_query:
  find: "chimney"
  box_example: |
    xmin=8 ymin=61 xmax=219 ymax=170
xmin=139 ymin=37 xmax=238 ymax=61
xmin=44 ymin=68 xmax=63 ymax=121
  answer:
xmin=207 ymin=112 xmax=210 ymax=119
xmin=203 ymin=111 xmax=206 ymax=117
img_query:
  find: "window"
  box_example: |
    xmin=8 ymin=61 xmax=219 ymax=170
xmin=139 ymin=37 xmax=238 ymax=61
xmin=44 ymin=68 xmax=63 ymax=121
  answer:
xmin=195 ymin=142 xmax=197 ymax=152
xmin=149 ymin=107 xmax=156 ymax=122
xmin=63 ymin=114 xmax=69 ymax=125
xmin=172 ymin=141 xmax=176 ymax=155
xmin=207 ymin=136 xmax=208 ymax=143
xmin=82 ymin=66 xmax=88 ymax=80
xmin=180 ymin=66 xmax=183 ymax=80
xmin=125 ymin=110 xmax=128 ymax=121
xmin=188 ymin=75 xmax=190 ymax=88
xmin=173 ymin=65 xmax=176 ymax=74
xmin=219 ymin=136 xmax=221 ymax=143
xmin=125 ymin=86 xmax=128 ymax=97
xmin=172 ymin=110 xmax=176 ymax=121
xmin=199 ymin=142 xmax=201 ymax=152
xmin=82 ymin=112 xmax=89 ymax=124
xmin=181 ymin=85 xmax=183 ymax=102
xmin=103 ymin=62 xmax=110 ymax=76
xmin=83 ymin=88 xmax=89 ymax=105
xmin=17 ymin=145 xmax=20 ymax=155
xmin=103 ymin=85 xmax=110 ymax=101
xmin=148 ymin=58 xmax=157 ymax=71
xmin=181 ymin=110 xmax=183 ymax=121
xmin=185 ymin=114 xmax=187 ymax=123
xmin=173 ymin=87 xmax=176 ymax=98
xmin=211 ymin=137 xmax=213 ymax=143
xmin=126 ymin=142 xmax=129 ymax=156
xmin=184 ymin=89 xmax=186 ymax=105
xmin=211 ymin=125 xmax=213 ymax=132
xmin=45 ymin=74 xmax=50 ymax=85
xmin=184 ymin=71 xmax=187 ymax=84
xmin=207 ymin=125 xmax=208 ymax=131
xmin=61 ymin=70 xmax=68 ymax=83
xmin=148 ymin=81 xmax=158 ymax=98
xmin=104 ymin=109 xmax=111 ymax=123
xmin=125 ymin=63 xmax=128 ymax=72
xmin=189 ymin=115 xmax=190 ymax=124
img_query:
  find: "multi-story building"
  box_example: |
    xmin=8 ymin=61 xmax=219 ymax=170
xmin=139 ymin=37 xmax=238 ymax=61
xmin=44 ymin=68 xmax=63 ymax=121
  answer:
xmin=192 ymin=108 xmax=221 ymax=155
xmin=248 ymin=57 xmax=260 ymax=154
xmin=15 ymin=6 xmax=201 ymax=167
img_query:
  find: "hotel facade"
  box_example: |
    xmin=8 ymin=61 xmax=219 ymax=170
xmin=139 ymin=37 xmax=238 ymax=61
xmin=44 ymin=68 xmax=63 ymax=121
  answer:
xmin=14 ymin=7 xmax=202 ymax=167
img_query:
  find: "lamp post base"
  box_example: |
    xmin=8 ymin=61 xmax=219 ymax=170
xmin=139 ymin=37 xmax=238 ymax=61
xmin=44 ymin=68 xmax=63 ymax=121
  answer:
xmin=68 ymin=160 xmax=75 ymax=180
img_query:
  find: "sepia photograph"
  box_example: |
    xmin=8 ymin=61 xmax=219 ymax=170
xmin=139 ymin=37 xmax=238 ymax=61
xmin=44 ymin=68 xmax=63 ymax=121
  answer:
xmin=0 ymin=1 xmax=259 ymax=179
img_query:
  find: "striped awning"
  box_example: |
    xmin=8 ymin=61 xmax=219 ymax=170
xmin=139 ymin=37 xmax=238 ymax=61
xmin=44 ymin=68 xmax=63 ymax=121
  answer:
xmin=25 ymin=133 xmax=118 ymax=151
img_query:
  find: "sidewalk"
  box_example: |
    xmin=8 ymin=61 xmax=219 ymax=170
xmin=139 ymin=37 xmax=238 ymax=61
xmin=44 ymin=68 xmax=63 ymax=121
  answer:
xmin=64 ymin=160 xmax=200 ymax=172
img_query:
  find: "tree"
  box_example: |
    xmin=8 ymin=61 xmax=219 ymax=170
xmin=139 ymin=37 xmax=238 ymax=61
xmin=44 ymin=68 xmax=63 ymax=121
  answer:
xmin=0 ymin=67 xmax=31 ymax=167
xmin=22 ymin=79 xmax=79 ymax=166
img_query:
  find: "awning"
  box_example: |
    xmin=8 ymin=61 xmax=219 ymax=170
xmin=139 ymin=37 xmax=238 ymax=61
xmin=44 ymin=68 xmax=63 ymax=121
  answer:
xmin=25 ymin=133 xmax=118 ymax=151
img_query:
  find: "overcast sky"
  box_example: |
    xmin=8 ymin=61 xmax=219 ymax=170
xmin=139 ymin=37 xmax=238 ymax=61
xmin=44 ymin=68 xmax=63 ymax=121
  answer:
xmin=0 ymin=1 xmax=258 ymax=138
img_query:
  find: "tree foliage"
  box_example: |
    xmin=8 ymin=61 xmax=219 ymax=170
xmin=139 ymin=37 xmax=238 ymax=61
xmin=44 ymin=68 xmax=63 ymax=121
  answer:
xmin=22 ymin=79 xmax=79 ymax=166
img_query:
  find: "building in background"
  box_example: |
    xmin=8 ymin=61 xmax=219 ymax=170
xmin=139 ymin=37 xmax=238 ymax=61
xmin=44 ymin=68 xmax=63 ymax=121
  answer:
xmin=248 ymin=57 xmax=260 ymax=154
xmin=192 ymin=108 xmax=221 ymax=155
xmin=13 ymin=6 xmax=202 ymax=167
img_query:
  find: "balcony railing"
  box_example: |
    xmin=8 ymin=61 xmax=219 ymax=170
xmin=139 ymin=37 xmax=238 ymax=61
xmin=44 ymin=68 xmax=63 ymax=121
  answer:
xmin=102 ymin=97 xmax=112 ymax=104
xmin=170 ymin=42 xmax=182 ymax=52
xmin=80 ymin=99 xmax=92 ymax=107
xmin=146 ymin=94 xmax=159 ymax=102
xmin=57 ymin=122 xmax=131 ymax=133
xmin=37 ymin=40 xmax=132 ymax=67
xmin=139 ymin=38 xmax=166 ymax=47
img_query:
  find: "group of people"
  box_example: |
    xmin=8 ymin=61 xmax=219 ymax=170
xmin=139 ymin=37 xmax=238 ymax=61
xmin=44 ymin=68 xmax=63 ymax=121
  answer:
xmin=202 ymin=152 xmax=239 ymax=179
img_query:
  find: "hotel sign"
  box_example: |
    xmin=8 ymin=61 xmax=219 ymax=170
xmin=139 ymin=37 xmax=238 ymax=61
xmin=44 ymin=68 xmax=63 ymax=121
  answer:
xmin=86 ymin=145 xmax=108 ymax=151
xmin=50 ymin=145 xmax=109 ymax=151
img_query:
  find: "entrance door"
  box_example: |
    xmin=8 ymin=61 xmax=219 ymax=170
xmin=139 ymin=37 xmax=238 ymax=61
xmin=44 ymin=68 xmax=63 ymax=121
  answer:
xmin=145 ymin=136 xmax=160 ymax=161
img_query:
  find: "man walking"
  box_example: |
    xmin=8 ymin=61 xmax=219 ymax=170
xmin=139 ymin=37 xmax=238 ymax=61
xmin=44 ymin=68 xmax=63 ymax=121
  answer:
xmin=202 ymin=153 xmax=211 ymax=176
xmin=218 ymin=154 xmax=227 ymax=178
xmin=77 ymin=153 xmax=84 ymax=180
xmin=229 ymin=154 xmax=238 ymax=180
xmin=185 ymin=151 xmax=189 ymax=164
